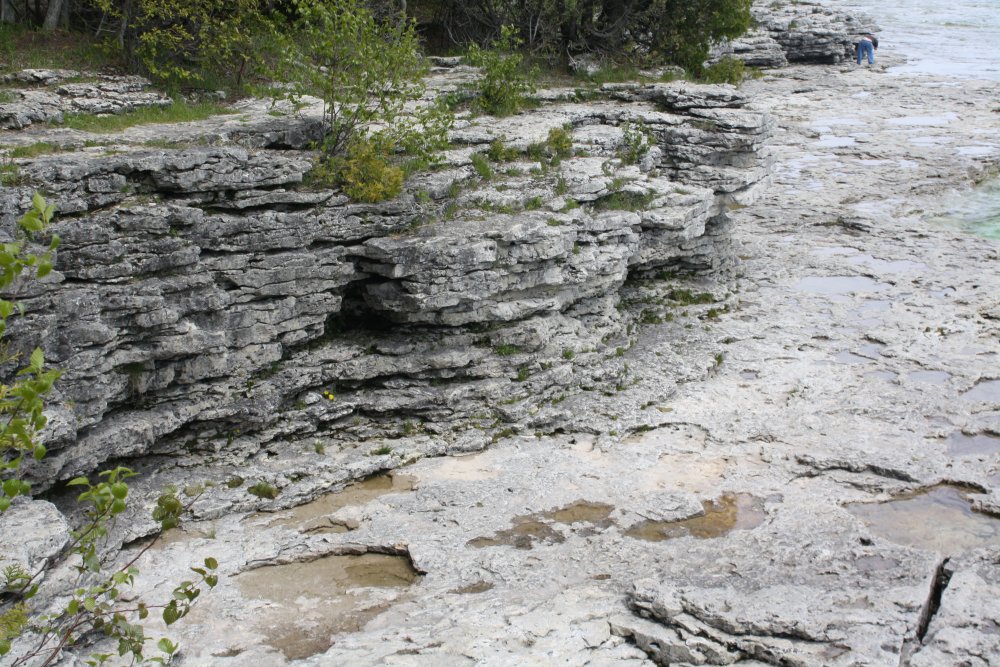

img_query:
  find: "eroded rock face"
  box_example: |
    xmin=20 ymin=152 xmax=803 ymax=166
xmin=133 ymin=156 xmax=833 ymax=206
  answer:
xmin=753 ymin=1 xmax=879 ymax=64
xmin=709 ymin=1 xmax=880 ymax=67
xmin=0 ymin=74 xmax=171 ymax=130
xmin=0 ymin=78 xmax=770 ymax=485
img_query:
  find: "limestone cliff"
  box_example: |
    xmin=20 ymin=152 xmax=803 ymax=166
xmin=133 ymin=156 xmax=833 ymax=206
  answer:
xmin=1 ymin=74 xmax=771 ymax=486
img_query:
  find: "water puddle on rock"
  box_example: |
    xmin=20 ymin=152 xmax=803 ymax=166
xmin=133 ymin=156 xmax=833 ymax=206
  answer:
xmin=467 ymin=501 xmax=614 ymax=550
xmin=907 ymin=370 xmax=952 ymax=384
xmin=962 ymin=379 xmax=1000 ymax=403
xmin=625 ymin=494 xmax=766 ymax=542
xmin=235 ymin=552 xmax=419 ymax=660
xmin=847 ymin=485 xmax=1000 ymax=555
xmin=795 ymin=276 xmax=888 ymax=296
xmin=832 ymin=351 xmax=873 ymax=365
xmin=450 ymin=581 xmax=495 ymax=595
xmin=947 ymin=432 xmax=1000 ymax=456
xmin=268 ymin=473 xmax=416 ymax=534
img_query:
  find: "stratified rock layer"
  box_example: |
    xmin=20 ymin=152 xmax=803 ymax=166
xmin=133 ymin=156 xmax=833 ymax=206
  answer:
xmin=1 ymin=77 xmax=771 ymax=484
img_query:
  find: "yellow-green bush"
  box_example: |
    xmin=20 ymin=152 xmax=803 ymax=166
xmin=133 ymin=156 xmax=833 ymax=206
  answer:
xmin=333 ymin=140 xmax=404 ymax=203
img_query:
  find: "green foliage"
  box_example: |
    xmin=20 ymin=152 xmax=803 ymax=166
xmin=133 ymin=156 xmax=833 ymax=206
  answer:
xmin=429 ymin=0 xmax=752 ymax=75
xmin=325 ymin=138 xmax=405 ymax=203
xmin=546 ymin=126 xmax=573 ymax=158
xmin=594 ymin=190 xmax=655 ymax=212
xmin=0 ymin=160 xmax=25 ymax=187
xmin=266 ymin=0 xmax=452 ymax=161
xmin=90 ymin=0 xmax=268 ymax=90
xmin=466 ymin=26 xmax=537 ymax=117
xmin=471 ymin=152 xmax=494 ymax=180
xmin=0 ymin=23 xmax=114 ymax=74
xmin=494 ymin=344 xmax=521 ymax=356
xmin=0 ymin=195 xmax=59 ymax=509
xmin=667 ymin=288 xmax=715 ymax=305
xmin=700 ymin=57 xmax=747 ymax=85
xmin=487 ymin=139 xmax=519 ymax=162
xmin=247 ymin=481 xmax=279 ymax=499
xmin=7 ymin=143 xmax=65 ymax=159
xmin=60 ymin=101 xmax=234 ymax=133
xmin=0 ymin=196 xmax=215 ymax=665
xmin=618 ymin=121 xmax=652 ymax=165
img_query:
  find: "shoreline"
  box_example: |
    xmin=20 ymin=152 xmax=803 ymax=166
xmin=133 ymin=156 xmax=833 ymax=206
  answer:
xmin=113 ymin=54 xmax=1000 ymax=667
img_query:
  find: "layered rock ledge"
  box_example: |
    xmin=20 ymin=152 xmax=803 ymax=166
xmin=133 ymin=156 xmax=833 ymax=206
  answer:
xmin=1 ymin=76 xmax=771 ymax=491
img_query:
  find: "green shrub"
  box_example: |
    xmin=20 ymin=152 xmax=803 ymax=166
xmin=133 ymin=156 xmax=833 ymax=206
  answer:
xmin=618 ymin=121 xmax=652 ymax=165
xmin=471 ymin=152 xmax=494 ymax=180
xmin=248 ymin=481 xmax=279 ymax=499
xmin=328 ymin=138 xmax=405 ymax=203
xmin=546 ymin=126 xmax=573 ymax=158
xmin=91 ymin=0 xmax=268 ymax=90
xmin=266 ymin=0 xmax=452 ymax=161
xmin=466 ymin=25 xmax=537 ymax=116
xmin=487 ymin=138 xmax=519 ymax=162
xmin=701 ymin=57 xmax=747 ymax=85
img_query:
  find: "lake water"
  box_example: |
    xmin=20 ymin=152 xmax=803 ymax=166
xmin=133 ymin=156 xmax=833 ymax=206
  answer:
xmin=844 ymin=0 xmax=1000 ymax=82
xmin=840 ymin=0 xmax=1000 ymax=239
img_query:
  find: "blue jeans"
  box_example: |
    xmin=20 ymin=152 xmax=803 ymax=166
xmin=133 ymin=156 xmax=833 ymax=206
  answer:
xmin=857 ymin=40 xmax=875 ymax=65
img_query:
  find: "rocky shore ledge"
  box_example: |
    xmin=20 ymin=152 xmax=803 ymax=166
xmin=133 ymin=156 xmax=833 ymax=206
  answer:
xmin=2 ymin=1 xmax=999 ymax=665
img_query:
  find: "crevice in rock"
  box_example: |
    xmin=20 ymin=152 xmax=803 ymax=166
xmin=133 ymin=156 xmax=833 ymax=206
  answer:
xmin=915 ymin=557 xmax=951 ymax=644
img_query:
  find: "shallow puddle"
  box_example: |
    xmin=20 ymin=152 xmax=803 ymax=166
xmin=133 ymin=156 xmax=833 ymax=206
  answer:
xmin=467 ymin=500 xmax=614 ymax=550
xmin=962 ymin=379 xmax=1000 ymax=403
xmin=542 ymin=500 xmax=615 ymax=527
xmin=235 ymin=552 xmax=419 ymax=659
xmin=625 ymin=494 xmax=766 ymax=542
xmin=795 ymin=276 xmax=888 ymax=295
xmin=907 ymin=370 xmax=952 ymax=384
xmin=866 ymin=370 xmax=898 ymax=382
xmin=947 ymin=432 xmax=1000 ymax=456
xmin=450 ymin=581 xmax=495 ymax=595
xmin=466 ymin=516 xmax=565 ymax=550
xmin=847 ymin=485 xmax=1000 ymax=555
xmin=268 ymin=473 xmax=415 ymax=534
xmin=833 ymin=351 xmax=872 ymax=365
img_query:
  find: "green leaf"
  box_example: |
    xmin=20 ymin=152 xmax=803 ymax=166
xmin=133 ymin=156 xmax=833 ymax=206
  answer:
xmin=2 ymin=479 xmax=19 ymax=498
xmin=33 ymin=444 xmax=46 ymax=460
xmin=30 ymin=347 xmax=44 ymax=371
xmin=157 ymin=638 xmax=178 ymax=655
xmin=204 ymin=556 xmax=218 ymax=570
xmin=67 ymin=476 xmax=91 ymax=487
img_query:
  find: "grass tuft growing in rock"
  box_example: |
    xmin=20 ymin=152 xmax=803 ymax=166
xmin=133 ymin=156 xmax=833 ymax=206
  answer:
xmin=247 ymin=481 xmax=279 ymax=499
xmin=59 ymin=101 xmax=235 ymax=133
xmin=8 ymin=142 xmax=67 ymax=158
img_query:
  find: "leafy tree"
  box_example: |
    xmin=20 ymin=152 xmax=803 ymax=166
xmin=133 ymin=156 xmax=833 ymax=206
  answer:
xmin=409 ymin=0 xmax=753 ymax=74
xmin=466 ymin=25 xmax=537 ymax=116
xmin=266 ymin=0 xmax=451 ymax=157
xmin=0 ymin=196 xmax=216 ymax=666
xmin=264 ymin=0 xmax=452 ymax=202
xmin=88 ymin=0 xmax=270 ymax=89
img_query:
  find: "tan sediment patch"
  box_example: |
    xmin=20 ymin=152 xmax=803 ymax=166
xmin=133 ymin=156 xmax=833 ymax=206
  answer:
xmin=235 ymin=552 xmax=419 ymax=660
xmin=625 ymin=493 xmax=766 ymax=542
xmin=268 ymin=473 xmax=416 ymax=534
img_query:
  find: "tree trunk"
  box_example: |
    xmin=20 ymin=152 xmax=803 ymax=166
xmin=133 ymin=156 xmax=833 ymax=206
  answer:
xmin=42 ymin=0 xmax=64 ymax=31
